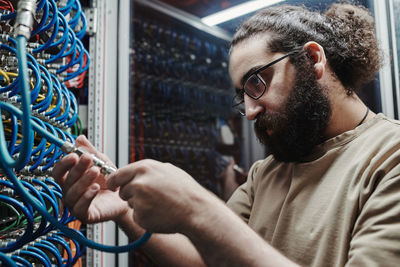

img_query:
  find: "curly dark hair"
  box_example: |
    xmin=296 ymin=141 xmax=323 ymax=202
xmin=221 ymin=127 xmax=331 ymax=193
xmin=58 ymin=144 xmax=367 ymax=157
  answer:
xmin=231 ymin=3 xmax=382 ymax=92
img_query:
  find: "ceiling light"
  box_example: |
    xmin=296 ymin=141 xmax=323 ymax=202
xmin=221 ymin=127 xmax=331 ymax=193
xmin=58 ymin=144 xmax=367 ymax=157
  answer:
xmin=201 ymin=0 xmax=284 ymax=26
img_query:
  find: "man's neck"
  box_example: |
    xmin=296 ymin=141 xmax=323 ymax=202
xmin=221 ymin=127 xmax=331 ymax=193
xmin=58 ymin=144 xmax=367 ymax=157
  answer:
xmin=324 ymin=91 xmax=375 ymax=140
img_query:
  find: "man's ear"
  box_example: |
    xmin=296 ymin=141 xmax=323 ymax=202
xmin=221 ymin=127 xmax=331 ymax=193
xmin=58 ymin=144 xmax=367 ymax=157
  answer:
xmin=303 ymin=41 xmax=326 ymax=79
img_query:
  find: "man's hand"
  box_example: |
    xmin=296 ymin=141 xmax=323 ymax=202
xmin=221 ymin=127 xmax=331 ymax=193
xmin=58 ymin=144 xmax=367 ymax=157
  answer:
xmin=52 ymin=135 xmax=130 ymax=223
xmin=106 ymin=159 xmax=212 ymax=234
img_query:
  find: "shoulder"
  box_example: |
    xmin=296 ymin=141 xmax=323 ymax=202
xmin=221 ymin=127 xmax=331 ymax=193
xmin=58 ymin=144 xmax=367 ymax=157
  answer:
xmin=364 ymin=113 xmax=400 ymax=137
xmin=349 ymin=114 xmax=400 ymax=196
xmin=351 ymin=113 xmax=400 ymax=155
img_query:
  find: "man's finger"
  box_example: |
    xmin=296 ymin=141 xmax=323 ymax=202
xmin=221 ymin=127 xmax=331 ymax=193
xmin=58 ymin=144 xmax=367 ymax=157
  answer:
xmin=71 ymin=183 xmax=100 ymax=222
xmin=63 ymin=153 xmax=93 ymax=192
xmin=64 ymin=166 xmax=99 ymax=206
xmin=106 ymin=161 xmax=149 ymax=191
xmin=52 ymin=153 xmax=79 ymax=185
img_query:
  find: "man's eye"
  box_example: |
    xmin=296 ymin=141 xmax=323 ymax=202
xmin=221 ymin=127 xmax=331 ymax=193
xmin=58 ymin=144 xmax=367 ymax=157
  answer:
xmin=254 ymin=77 xmax=262 ymax=85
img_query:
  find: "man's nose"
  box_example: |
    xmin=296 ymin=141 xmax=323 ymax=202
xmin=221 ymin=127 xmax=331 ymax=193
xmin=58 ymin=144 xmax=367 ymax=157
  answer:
xmin=244 ymin=95 xmax=264 ymax=120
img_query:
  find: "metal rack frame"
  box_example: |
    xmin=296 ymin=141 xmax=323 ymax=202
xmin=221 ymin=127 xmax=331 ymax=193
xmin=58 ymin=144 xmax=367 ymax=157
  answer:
xmin=87 ymin=0 xmax=119 ymax=265
xmin=374 ymin=0 xmax=397 ymax=118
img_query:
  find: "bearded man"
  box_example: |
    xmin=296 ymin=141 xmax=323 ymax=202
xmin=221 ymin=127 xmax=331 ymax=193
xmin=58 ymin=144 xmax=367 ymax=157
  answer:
xmin=53 ymin=3 xmax=400 ymax=266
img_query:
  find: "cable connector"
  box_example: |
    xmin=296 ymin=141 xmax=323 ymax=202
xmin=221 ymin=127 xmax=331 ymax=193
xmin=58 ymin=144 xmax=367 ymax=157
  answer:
xmin=0 ymin=240 xmax=13 ymax=248
xmin=61 ymin=142 xmax=117 ymax=175
xmin=14 ymin=0 xmax=37 ymax=39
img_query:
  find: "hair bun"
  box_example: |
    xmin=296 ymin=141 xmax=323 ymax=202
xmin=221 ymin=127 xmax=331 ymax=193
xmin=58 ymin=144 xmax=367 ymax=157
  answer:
xmin=324 ymin=3 xmax=381 ymax=90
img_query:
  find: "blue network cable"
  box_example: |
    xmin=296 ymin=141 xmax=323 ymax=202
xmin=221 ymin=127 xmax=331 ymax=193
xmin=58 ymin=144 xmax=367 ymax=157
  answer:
xmin=45 ymin=15 xmax=70 ymax=64
xmin=32 ymin=65 xmax=53 ymax=111
xmin=1 ymin=146 xmax=152 ymax=252
xmin=26 ymin=246 xmax=52 ymax=267
xmin=6 ymin=113 xmax=17 ymax=155
xmin=0 ymin=194 xmax=34 ymax=252
xmin=0 ymin=252 xmax=17 ymax=267
xmin=33 ymin=0 xmax=60 ymax=53
xmin=42 ymin=75 xmax=62 ymax=117
xmin=64 ymin=90 xmax=78 ymax=128
xmin=68 ymin=0 xmax=82 ymax=29
xmin=31 ymin=0 xmax=49 ymax=36
xmin=32 ymin=178 xmax=60 ymax=218
xmin=11 ymin=254 xmax=32 ymax=267
xmin=0 ymin=3 xmax=152 ymax=254
xmin=58 ymin=0 xmax=75 ymax=15
xmin=19 ymin=180 xmax=48 ymax=240
xmin=76 ymin=11 xmax=87 ymax=39
xmin=47 ymin=234 xmax=73 ymax=266
xmin=0 ymin=38 xmax=34 ymax=171
xmin=19 ymin=249 xmax=50 ymax=267
xmin=56 ymin=231 xmax=84 ymax=265
xmin=55 ymin=85 xmax=71 ymax=123
xmin=41 ymin=239 xmax=65 ymax=264
xmin=29 ymin=118 xmax=49 ymax=171
xmin=34 ymin=242 xmax=63 ymax=267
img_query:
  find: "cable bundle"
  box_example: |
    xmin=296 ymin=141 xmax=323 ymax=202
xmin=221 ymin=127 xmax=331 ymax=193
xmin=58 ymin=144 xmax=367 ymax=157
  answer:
xmin=0 ymin=0 xmax=87 ymax=265
xmin=0 ymin=1 xmax=151 ymax=266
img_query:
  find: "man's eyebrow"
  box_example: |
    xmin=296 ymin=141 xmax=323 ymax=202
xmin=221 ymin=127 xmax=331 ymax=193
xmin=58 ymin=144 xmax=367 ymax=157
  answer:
xmin=240 ymin=64 xmax=264 ymax=87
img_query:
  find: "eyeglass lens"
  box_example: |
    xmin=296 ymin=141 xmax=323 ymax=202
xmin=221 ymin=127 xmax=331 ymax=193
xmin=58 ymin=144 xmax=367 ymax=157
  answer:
xmin=232 ymin=73 xmax=266 ymax=116
xmin=245 ymin=74 xmax=266 ymax=99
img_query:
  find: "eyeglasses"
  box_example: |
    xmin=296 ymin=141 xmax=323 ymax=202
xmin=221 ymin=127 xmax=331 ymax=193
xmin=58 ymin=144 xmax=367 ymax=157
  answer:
xmin=232 ymin=50 xmax=299 ymax=116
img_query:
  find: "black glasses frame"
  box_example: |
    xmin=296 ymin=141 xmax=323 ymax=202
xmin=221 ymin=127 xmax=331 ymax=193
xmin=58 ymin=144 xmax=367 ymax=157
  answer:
xmin=232 ymin=50 xmax=301 ymax=115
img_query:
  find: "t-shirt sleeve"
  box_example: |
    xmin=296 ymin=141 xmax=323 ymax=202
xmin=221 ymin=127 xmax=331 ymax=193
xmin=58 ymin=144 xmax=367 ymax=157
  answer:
xmin=346 ymin=174 xmax=400 ymax=266
xmin=226 ymin=160 xmax=263 ymax=224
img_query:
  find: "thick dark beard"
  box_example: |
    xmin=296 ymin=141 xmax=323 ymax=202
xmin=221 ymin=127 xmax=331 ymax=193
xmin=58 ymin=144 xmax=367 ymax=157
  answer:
xmin=254 ymin=60 xmax=331 ymax=162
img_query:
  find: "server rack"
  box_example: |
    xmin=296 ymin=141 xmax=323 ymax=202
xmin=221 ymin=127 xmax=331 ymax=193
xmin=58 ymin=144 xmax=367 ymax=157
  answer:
xmin=116 ymin=0 xmax=250 ymax=265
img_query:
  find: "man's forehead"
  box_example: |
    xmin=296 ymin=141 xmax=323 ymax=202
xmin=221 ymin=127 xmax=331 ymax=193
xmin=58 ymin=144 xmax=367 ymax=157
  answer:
xmin=229 ymin=35 xmax=274 ymax=86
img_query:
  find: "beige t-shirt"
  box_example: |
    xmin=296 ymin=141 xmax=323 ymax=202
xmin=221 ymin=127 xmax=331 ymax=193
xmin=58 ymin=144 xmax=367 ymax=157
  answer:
xmin=227 ymin=113 xmax=400 ymax=266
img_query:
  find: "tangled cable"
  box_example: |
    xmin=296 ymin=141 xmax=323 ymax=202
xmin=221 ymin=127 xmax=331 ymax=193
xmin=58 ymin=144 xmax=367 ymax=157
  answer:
xmin=0 ymin=0 xmax=151 ymax=265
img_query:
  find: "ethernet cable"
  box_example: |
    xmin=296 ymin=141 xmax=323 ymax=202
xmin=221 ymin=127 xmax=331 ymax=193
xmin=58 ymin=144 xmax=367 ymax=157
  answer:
xmin=0 ymin=252 xmax=17 ymax=267
xmin=31 ymin=0 xmax=48 ymax=37
xmin=19 ymin=249 xmax=50 ymax=267
xmin=68 ymin=0 xmax=82 ymax=29
xmin=10 ymin=254 xmax=31 ymax=266
xmin=0 ymin=194 xmax=34 ymax=252
xmin=34 ymin=242 xmax=63 ymax=267
xmin=0 ymin=103 xmax=152 ymax=252
xmin=26 ymin=246 xmax=52 ymax=267
xmin=0 ymin=0 xmax=152 ymax=254
xmin=58 ymin=0 xmax=75 ymax=15
xmin=47 ymin=234 xmax=73 ymax=265
xmin=56 ymin=231 xmax=84 ymax=264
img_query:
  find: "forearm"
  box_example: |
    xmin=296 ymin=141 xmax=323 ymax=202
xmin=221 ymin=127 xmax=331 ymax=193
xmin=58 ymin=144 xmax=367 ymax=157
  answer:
xmin=184 ymin=196 xmax=300 ymax=267
xmin=116 ymin=209 xmax=206 ymax=267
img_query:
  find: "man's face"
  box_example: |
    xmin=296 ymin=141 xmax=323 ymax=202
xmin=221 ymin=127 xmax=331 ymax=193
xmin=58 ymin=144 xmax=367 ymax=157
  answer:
xmin=229 ymin=36 xmax=331 ymax=162
xmin=253 ymin=59 xmax=331 ymax=162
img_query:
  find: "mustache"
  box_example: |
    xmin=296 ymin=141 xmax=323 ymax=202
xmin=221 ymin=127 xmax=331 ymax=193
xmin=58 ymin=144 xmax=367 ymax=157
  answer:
xmin=255 ymin=111 xmax=288 ymax=132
